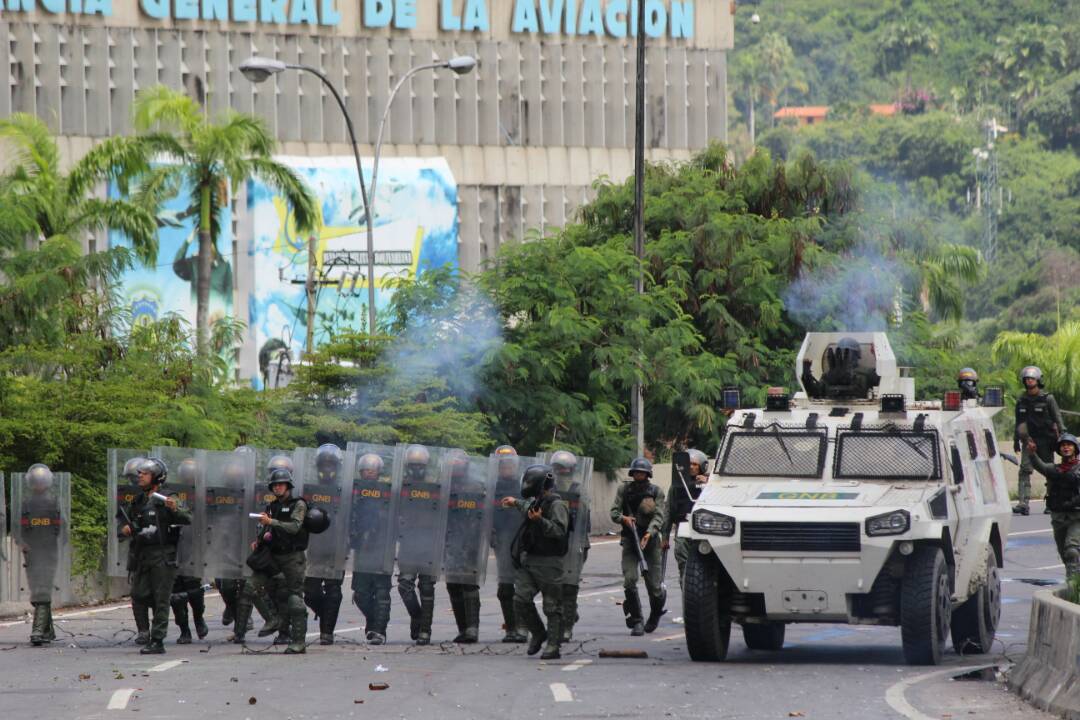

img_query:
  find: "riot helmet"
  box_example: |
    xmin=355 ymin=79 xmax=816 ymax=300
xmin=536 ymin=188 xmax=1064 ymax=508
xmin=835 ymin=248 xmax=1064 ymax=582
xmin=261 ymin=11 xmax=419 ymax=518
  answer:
xmin=357 ymin=453 xmax=384 ymax=480
xmin=629 ymin=457 xmax=653 ymax=479
xmin=1058 ymin=434 xmax=1080 ymax=458
xmin=957 ymin=368 xmax=979 ymax=399
xmin=404 ymin=445 xmax=431 ymax=481
xmin=138 ymin=457 xmax=168 ymax=486
xmin=223 ymin=459 xmax=247 ymax=483
xmin=122 ymin=456 xmax=147 ymax=483
xmin=267 ymin=466 xmax=294 ymax=490
xmin=267 ymin=454 xmax=295 ymax=476
xmin=550 ymin=450 xmax=577 ymax=476
xmin=316 ymin=444 xmax=344 ymax=475
xmin=447 ymin=449 xmax=469 ymax=479
xmin=836 ymin=337 xmax=861 ymax=368
xmin=234 ymin=445 xmax=256 ymax=455
xmin=177 ymin=457 xmax=199 ymax=483
xmin=27 ymin=463 xmax=54 ymax=490
xmin=521 ymin=464 xmax=556 ymax=498
xmin=1020 ymin=366 xmax=1044 ymax=388
xmin=305 ymin=505 xmax=330 ymax=533
xmin=495 ymin=445 xmax=518 ymax=479
xmin=687 ymin=449 xmax=709 ymax=474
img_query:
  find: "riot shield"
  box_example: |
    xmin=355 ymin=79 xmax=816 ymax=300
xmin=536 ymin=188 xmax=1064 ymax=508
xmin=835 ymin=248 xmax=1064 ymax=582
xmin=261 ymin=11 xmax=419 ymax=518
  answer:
xmin=254 ymin=448 xmax=299 ymax=508
xmin=489 ymin=452 xmax=538 ymax=584
xmin=11 ymin=469 xmax=72 ymax=605
xmin=543 ymin=452 xmax=594 ymax=585
xmin=298 ymin=445 xmax=355 ymax=578
xmin=199 ymin=450 xmax=254 ymax=580
xmin=393 ymin=445 xmax=450 ymax=577
xmin=346 ymin=442 xmax=400 ymax=575
xmin=151 ymin=447 xmax=204 ymax=577
xmin=442 ymin=455 xmax=497 ymax=586
xmin=106 ymin=449 xmax=148 ymax=578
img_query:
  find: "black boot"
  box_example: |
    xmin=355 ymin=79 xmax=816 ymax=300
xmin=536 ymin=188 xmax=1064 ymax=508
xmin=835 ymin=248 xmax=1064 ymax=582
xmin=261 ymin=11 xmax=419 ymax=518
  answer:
xmin=319 ymin=595 xmax=341 ymax=645
xmin=560 ymin=583 xmax=579 ymax=642
xmin=497 ymin=584 xmax=526 ymax=643
xmin=140 ymin=639 xmax=166 ymax=655
xmin=189 ymin=587 xmax=209 ymax=639
xmin=540 ymin=611 xmax=562 ymax=660
xmin=398 ymin=581 xmax=422 ymax=641
xmin=132 ymin=599 xmax=151 ymax=645
xmin=644 ymin=593 xmax=667 ymax=633
xmin=231 ymin=602 xmax=252 ymax=644
xmin=447 ymin=585 xmax=468 ymax=641
xmin=417 ymin=587 xmax=435 ymax=646
xmin=30 ymin=603 xmax=46 ymax=646
xmin=623 ymin=588 xmax=644 ymax=636
xmin=461 ymin=590 xmax=480 ymax=644
xmin=172 ymin=596 xmax=192 ymax=644
xmin=516 ymin=598 xmax=547 ymax=656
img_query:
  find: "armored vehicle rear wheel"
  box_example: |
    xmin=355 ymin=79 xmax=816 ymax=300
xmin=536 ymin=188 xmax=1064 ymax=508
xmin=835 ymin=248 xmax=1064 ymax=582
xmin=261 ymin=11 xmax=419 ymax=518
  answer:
xmin=901 ymin=546 xmax=951 ymax=665
xmin=742 ymin=621 xmax=785 ymax=650
xmin=950 ymin=548 xmax=1000 ymax=654
xmin=683 ymin=548 xmax=731 ymax=661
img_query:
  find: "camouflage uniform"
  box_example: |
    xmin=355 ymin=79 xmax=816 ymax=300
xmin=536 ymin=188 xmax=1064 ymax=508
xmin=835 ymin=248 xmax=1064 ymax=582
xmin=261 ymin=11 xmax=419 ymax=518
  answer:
xmin=511 ymin=492 xmax=569 ymax=660
xmin=126 ymin=490 xmax=192 ymax=650
xmin=610 ymin=475 xmax=667 ymax=634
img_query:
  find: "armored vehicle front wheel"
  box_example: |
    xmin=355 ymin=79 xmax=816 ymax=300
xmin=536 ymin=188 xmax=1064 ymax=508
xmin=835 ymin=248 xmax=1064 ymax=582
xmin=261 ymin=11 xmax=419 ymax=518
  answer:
xmin=742 ymin=621 xmax=785 ymax=650
xmin=683 ymin=548 xmax=731 ymax=661
xmin=900 ymin=546 xmax=951 ymax=665
xmin=950 ymin=548 xmax=1001 ymax=654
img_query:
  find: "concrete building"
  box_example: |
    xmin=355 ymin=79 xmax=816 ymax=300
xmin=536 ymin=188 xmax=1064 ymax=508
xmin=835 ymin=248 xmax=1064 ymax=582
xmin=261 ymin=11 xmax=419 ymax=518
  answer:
xmin=1 ymin=0 xmax=733 ymax=382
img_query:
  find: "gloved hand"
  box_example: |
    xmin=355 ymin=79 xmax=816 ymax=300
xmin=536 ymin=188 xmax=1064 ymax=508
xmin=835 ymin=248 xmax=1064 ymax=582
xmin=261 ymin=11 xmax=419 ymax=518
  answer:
xmin=1013 ymin=438 xmax=1021 ymax=453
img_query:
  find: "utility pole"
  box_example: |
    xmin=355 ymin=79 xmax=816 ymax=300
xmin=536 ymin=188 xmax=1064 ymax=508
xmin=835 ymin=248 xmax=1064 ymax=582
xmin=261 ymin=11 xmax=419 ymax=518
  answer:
xmin=630 ymin=0 xmax=647 ymax=459
xmin=305 ymin=236 xmax=317 ymax=356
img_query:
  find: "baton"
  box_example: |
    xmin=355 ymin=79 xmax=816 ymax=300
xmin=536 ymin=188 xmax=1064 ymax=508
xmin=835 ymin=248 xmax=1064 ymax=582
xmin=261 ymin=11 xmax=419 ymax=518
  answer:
xmin=660 ymin=540 xmax=669 ymax=592
xmin=629 ymin=522 xmax=649 ymax=578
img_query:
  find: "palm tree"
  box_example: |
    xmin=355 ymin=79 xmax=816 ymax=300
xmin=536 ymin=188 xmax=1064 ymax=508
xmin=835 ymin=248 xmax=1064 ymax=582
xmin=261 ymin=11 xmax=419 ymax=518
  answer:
xmin=132 ymin=85 xmax=319 ymax=355
xmin=0 ymin=114 xmax=160 ymax=348
xmin=993 ymin=321 xmax=1080 ymax=412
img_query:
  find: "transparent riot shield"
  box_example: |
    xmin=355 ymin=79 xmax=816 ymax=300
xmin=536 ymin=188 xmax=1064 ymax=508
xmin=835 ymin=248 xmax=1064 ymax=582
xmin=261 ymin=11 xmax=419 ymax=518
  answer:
xmin=346 ymin=442 xmax=400 ymax=575
xmin=393 ymin=445 xmax=450 ymax=577
xmin=489 ymin=453 xmax=539 ymax=584
xmin=298 ymin=445 xmax=355 ymax=578
xmin=442 ymin=455 xmax=497 ymax=586
xmin=543 ymin=452 xmax=594 ymax=585
xmin=106 ymin=449 xmax=148 ymax=578
xmin=11 ymin=470 xmax=72 ymax=605
xmin=200 ymin=450 xmax=254 ymax=580
xmin=151 ymin=447 xmax=204 ymax=577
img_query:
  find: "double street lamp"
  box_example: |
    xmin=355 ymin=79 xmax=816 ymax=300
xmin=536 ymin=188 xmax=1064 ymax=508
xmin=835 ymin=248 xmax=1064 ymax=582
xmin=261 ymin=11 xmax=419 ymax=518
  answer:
xmin=239 ymin=54 xmax=477 ymax=337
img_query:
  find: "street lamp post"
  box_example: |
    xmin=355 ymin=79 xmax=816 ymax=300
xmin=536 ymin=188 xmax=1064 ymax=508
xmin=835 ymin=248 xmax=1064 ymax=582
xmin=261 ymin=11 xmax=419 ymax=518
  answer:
xmin=239 ymin=55 xmax=476 ymax=338
xmin=631 ymin=0 xmax=647 ymax=458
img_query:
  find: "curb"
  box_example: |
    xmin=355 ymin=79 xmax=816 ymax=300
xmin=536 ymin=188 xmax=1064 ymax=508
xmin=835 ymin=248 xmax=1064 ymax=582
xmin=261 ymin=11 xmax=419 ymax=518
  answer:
xmin=1008 ymin=586 xmax=1080 ymax=719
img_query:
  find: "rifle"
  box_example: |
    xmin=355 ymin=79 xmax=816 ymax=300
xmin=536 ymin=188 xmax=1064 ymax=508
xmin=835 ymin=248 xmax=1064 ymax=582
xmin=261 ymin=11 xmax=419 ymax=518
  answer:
xmin=629 ymin=521 xmax=649 ymax=579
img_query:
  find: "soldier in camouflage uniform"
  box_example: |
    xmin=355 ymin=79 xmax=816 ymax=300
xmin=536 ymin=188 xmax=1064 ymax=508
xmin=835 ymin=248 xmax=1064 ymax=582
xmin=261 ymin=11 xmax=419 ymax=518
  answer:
xmin=550 ymin=450 xmax=588 ymax=643
xmin=235 ymin=466 xmax=309 ymax=654
xmin=119 ymin=458 xmax=192 ymax=654
xmin=610 ymin=457 xmax=667 ymax=636
xmin=503 ymin=464 xmax=569 ymax=660
xmin=662 ymin=449 xmax=709 ymax=589
xmin=1027 ymin=435 xmax=1080 ymax=580
xmin=169 ymin=457 xmax=207 ymax=645
xmin=1014 ymin=366 xmax=1065 ymax=515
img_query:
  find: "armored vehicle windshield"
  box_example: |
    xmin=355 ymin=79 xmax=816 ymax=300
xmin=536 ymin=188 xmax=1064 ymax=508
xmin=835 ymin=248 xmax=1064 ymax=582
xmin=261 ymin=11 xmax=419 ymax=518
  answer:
xmin=717 ymin=426 xmax=828 ymax=479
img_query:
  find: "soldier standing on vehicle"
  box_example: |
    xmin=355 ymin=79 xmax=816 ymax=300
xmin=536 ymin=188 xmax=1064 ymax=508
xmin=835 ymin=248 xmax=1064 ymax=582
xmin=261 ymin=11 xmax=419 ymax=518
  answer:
xmin=19 ymin=465 xmax=63 ymax=647
xmin=350 ymin=452 xmax=394 ymax=645
xmin=303 ymin=444 xmax=347 ymax=645
xmin=663 ymin=449 xmax=709 ymax=588
xmin=235 ymin=466 xmax=309 ymax=654
xmin=119 ymin=458 xmax=192 ymax=654
xmin=958 ymin=368 xmax=980 ymax=401
xmin=1014 ymin=366 xmax=1065 ymax=516
xmin=801 ymin=337 xmax=881 ymax=400
xmin=503 ymin=464 xmax=569 ymax=660
xmin=610 ymin=457 xmax=667 ymax=636
xmin=1026 ymin=435 xmax=1080 ymax=579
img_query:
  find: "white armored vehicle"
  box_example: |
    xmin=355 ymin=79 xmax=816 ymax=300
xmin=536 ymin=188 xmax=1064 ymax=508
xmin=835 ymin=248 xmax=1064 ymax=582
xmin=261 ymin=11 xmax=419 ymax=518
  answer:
xmin=681 ymin=332 xmax=1011 ymax=665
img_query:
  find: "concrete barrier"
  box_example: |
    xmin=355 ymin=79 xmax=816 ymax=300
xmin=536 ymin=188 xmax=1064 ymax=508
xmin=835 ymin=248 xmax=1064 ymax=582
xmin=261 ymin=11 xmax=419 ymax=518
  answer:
xmin=1008 ymin=586 xmax=1080 ymax=719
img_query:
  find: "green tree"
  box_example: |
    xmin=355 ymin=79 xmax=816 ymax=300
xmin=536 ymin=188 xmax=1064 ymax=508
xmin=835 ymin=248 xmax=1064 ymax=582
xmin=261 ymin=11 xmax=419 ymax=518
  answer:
xmin=132 ymin=86 xmax=319 ymax=355
xmin=0 ymin=114 xmax=160 ymax=348
xmin=992 ymin=321 xmax=1080 ymax=413
xmin=993 ymin=23 xmax=1069 ymax=124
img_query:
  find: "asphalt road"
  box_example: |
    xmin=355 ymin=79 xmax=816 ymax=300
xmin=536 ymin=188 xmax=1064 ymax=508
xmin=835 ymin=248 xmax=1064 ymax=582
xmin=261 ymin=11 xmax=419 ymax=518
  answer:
xmin=0 ymin=503 xmax=1066 ymax=720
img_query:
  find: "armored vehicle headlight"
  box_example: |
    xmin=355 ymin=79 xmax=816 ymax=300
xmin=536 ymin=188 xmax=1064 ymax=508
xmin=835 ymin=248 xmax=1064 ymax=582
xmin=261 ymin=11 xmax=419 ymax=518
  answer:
xmin=865 ymin=510 xmax=910 ymax=536
xmin=692 ymin=510 xmax=736 ymax=536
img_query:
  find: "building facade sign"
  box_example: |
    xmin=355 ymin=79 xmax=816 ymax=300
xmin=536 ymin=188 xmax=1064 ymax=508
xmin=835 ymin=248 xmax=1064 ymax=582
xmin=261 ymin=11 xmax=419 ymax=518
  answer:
xmin=1 ymin=0 xmax=696 ymax=39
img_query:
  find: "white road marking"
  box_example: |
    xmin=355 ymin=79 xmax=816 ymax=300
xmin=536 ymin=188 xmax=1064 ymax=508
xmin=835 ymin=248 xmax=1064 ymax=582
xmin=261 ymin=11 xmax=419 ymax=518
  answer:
xmin=590 ymin=539 xmax=621 ymax=545
xmin=1036 ymin=563 xmax=1064 ymax=571
xmin=305 ymin=626 xmax=366 ymax=639
xmin=651 ymin=632 xmax=683 ymax=642
xmin=549 ymin=682 xmax=573 ymax=702
xmin=577 ymin=588 xmax=623 ymax=599
xmin=148 ymin=660 xmax=187 ymax=672
xmin=884 ymin=664 xmax=994 ymax=720
xmin=562 ymin=659 xmax=592 ymax=672
xmin=1008 ymin=528 xmax=1053 ymax=536
xmin=107 ymin=689 xmax=135 ymax=710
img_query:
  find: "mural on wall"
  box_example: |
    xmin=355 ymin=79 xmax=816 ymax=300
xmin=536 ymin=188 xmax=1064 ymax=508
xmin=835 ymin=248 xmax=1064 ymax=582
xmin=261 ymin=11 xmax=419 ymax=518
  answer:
xmin=247 ymin=156 xmax=458 ymax=389
xmin=110 ymin=176 xmax=234 ymax=332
